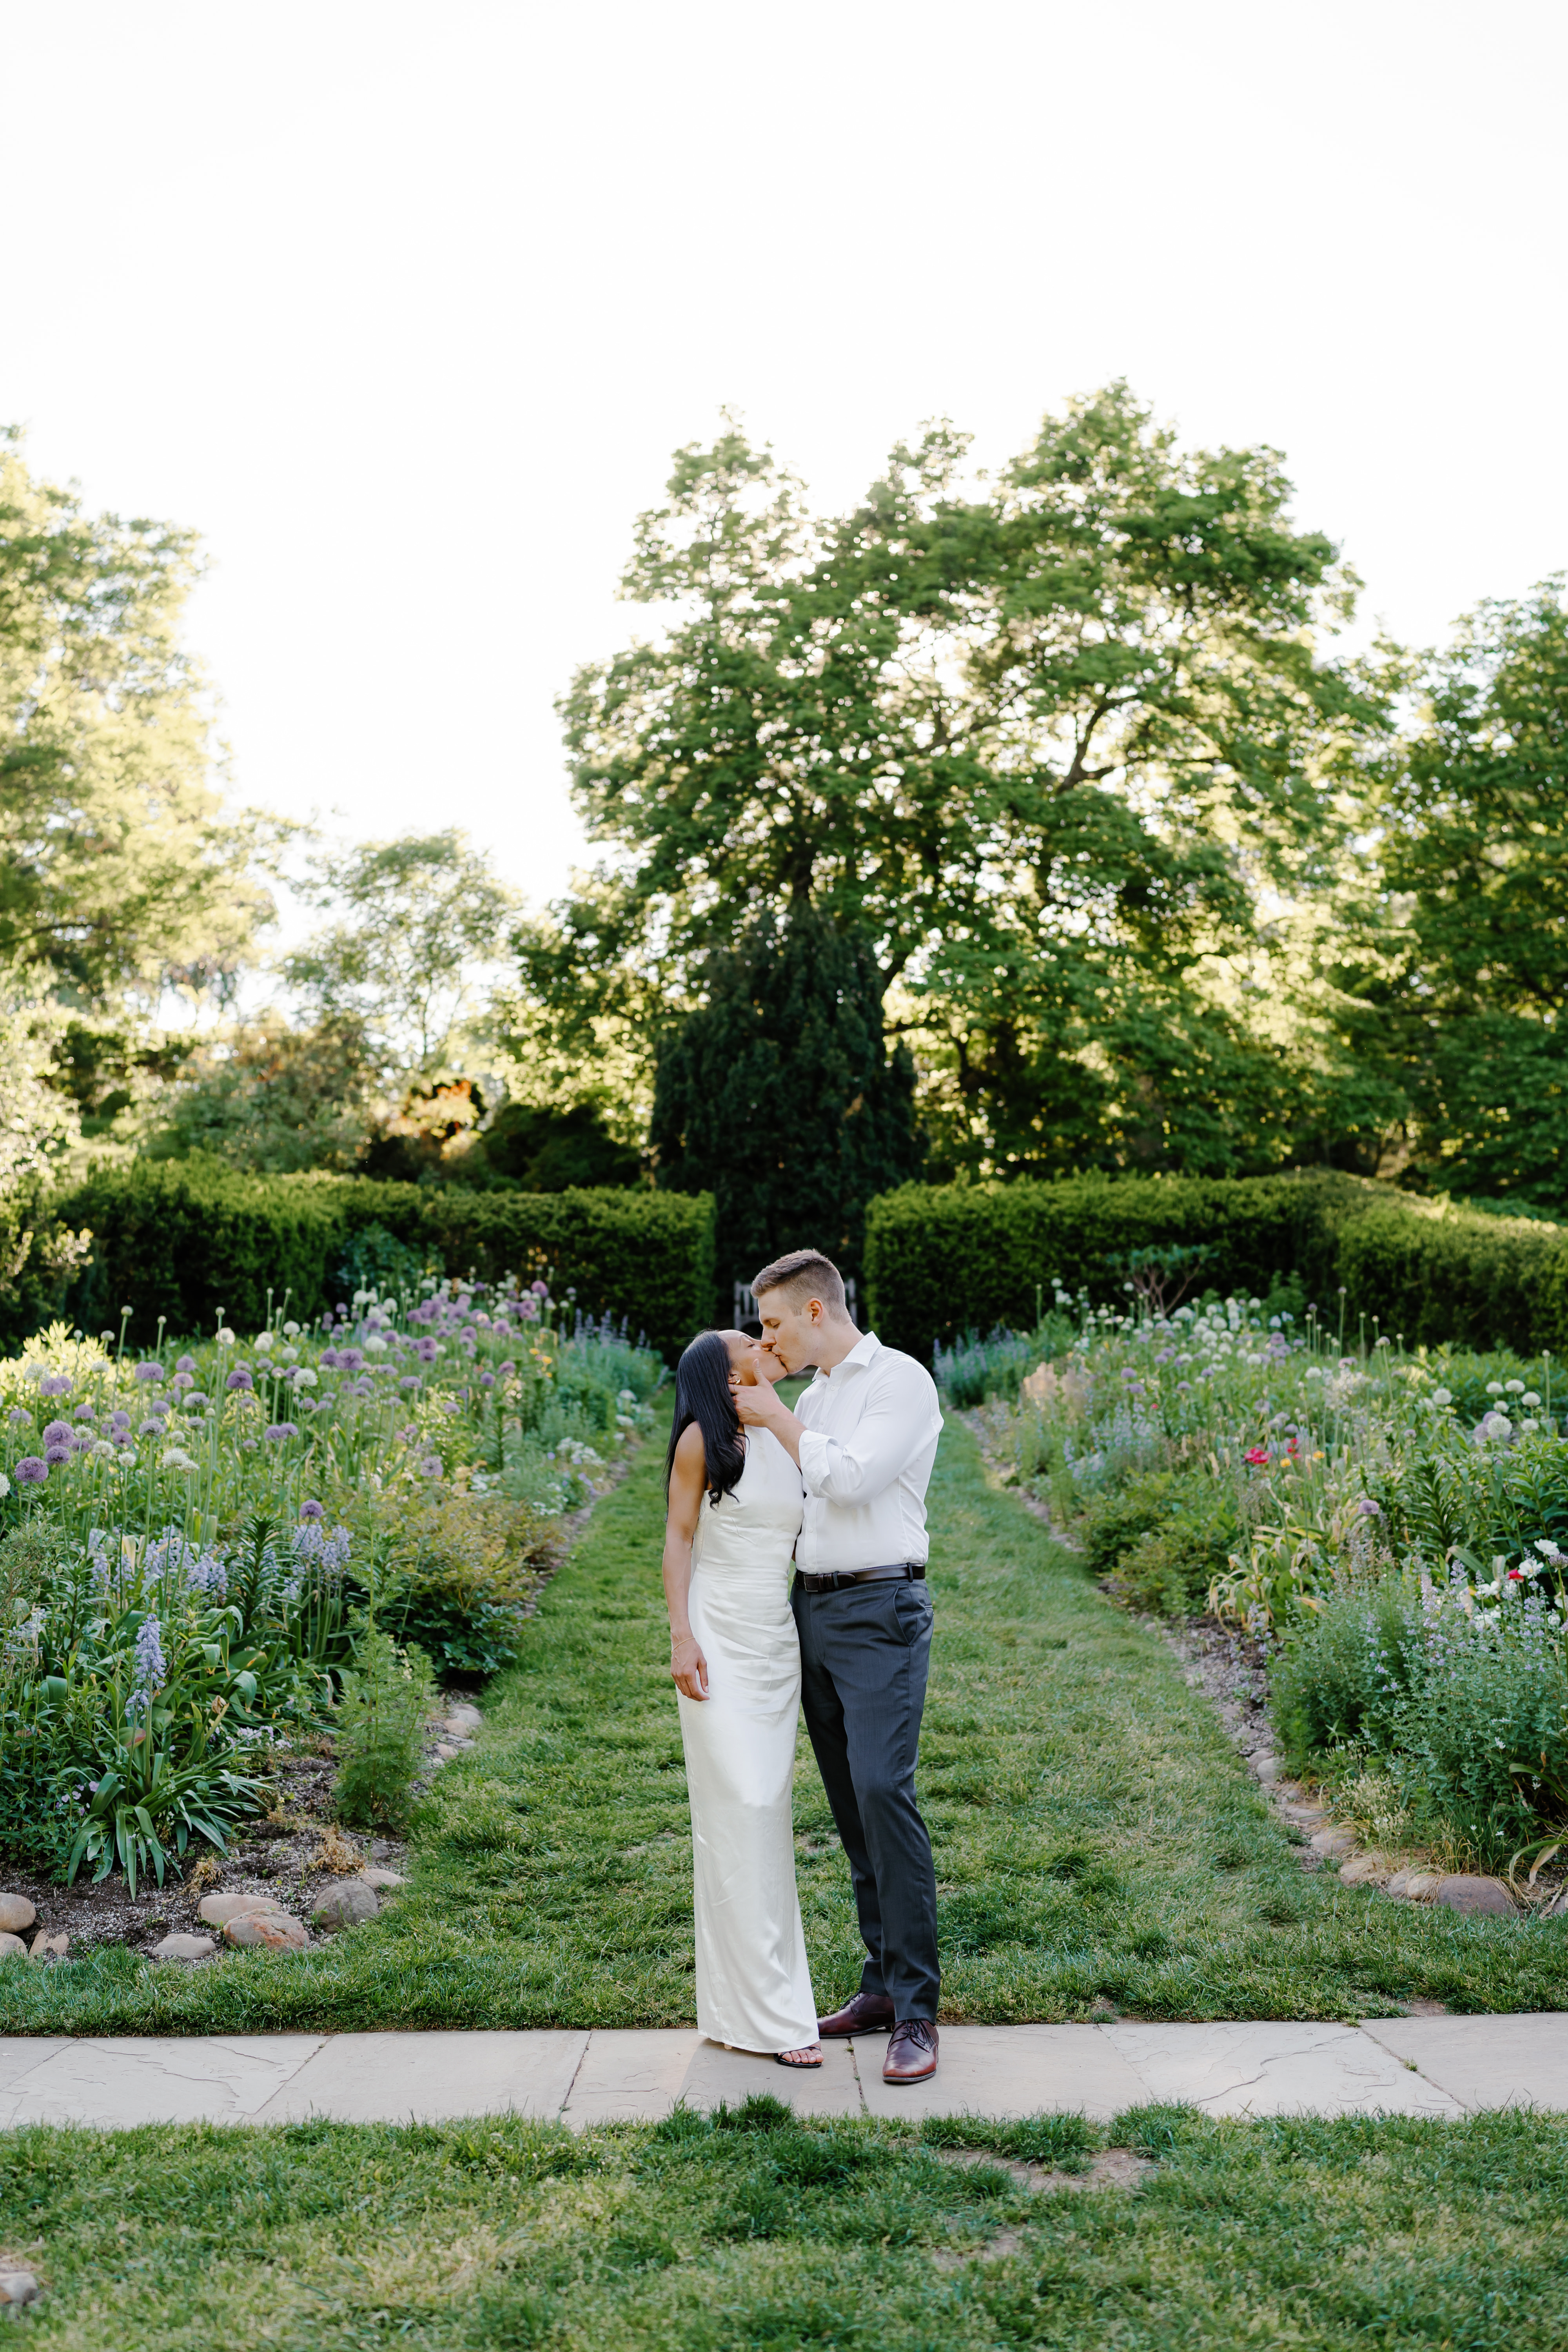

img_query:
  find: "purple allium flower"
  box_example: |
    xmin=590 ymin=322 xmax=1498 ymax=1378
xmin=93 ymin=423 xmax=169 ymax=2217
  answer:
xmin=43 ymin=1443 xmax=72 ymax=1467
xmin=13 ymin=1457 xmax=46 ymax=1485
xmin=396 ymin=1422 xmax=418 ymax=1442
xmin=531 ymin=1279 xmax=549 ymax=1298
xmin=419 ymin=1455 xmax=444 ymax=1479
xmin=172 ymin=1371 xmax=193 ymax=1393
xmin=1176 ymin=1381 xmax=1191 ymax=1393
xmin=42 ymin=1421 xmax=71 ymax=1445
xmin=70 ymin=1432 xmax=92 ymax=1452
xmin=225 ymin=1367 xmax=254 ymax=1391
xmin=1353 ymin=1498 xmax=1383 ymax=1519
xmin=479 ymin=1372 xmax=495 ymax=1388
xmin=176 ymin=1355 xmax=195 ymax=1374
xmin=263 ymin=1422 xmax=299 ymax=1442
xmin=498 ymin=1359 xmax=515 ymax=1376
xmin=133 ymin=1361 xmax=163 ymax=1384
xmin=319 ymin=1348 xmax=340 ymax=1369
xmin=138 ymin=1418 xmax=163 ymax=1437
xmin=519 ymin=1298 xmax=539 ymax=1321
xmin=39 ymin=1374 xmax=71 ymax=1398
xmin=338 ymin=1348 xmax=364 ymax=1372
xmin=107 ymin=1410 xmax=132 ymax=1433
xmin=299 ymin=1499 xmax=325 ymax=1521
xmin=7 ymin=1409 xmax=29 ymax=1427
xmin=133 ymin=1613 xmax=166 ymax=1694
xmin=415 ymin=1339 xmax=439 ymax=1363
xmin=74 ymin=1403 xmax=94 ymax=1421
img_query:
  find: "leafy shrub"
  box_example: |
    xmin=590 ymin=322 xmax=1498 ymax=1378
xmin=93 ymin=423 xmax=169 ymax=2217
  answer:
xmin=934 ymin=1317 xmax=1077 ymax=1407
xmin=333 ymin=1626 xmax=434 ymax=1831
xmin=866 ymin=1171 xmax=1568 ymax=1362
xmin=5 ymin=1157 xmax=714 ymax=1357
xmin=370 ymin=1489 xmax=560 ymax=1680
xmin=1084 ymin=1467 xmax=1243 ymax=1615
xmin=1272 ymin=1573 xmax=1568 ymax=1858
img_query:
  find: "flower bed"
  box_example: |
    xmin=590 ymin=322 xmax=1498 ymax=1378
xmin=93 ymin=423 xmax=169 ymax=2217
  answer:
xmin=0 ymin=1278 xmax=661 ymax=1891
xmin=964 ymin=1288 xmax=1568 ymax=1873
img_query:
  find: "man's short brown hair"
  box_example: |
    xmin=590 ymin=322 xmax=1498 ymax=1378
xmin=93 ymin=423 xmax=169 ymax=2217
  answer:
xmin=751 ymin=1249 xmax=848 ymax=1313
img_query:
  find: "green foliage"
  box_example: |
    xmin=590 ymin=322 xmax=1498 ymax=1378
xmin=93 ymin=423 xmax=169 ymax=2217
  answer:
xmin=866 ymin=1170 xmax=1568 ymax=1361
xmin=933 ymin=1319 xmax=1076 ymax=1408
xmin=521 ymin=387 xmax=1388 ymax=1176
xmin=143 ymin=1014 xmax=378 ymax=1174
xmin=1081 ymin=1466 xmax=1242 ymax=1615
xmin=283 ymin=830 xmax=518 ymax=1075
xmin=1354 ymin=582 xmax=1568 ymax=1210
xmin=3 ymin=1158 xmax=713 ymax=1357
xmin=332 ymin=1623 xmax=433 ymax=1831
xmin=650 ymin=909 xmax=922 ymax=1294
xmin=0 ymin=430 xmax=271 ymax=1011
xmin=479 ymin=1100 xmax=641 ymax=1191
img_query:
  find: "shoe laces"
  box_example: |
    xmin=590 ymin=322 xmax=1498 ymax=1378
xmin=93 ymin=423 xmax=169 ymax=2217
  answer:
xmin=895 ymin=2018 xmax=936 ymax=2050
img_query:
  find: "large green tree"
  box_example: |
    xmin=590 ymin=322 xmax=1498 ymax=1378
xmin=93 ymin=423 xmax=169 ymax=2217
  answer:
xmin=1348 ymin=583 xmax=1568 ymax=1208
xmin=522 ymin=385 xmax=1387 ymax=1176
xmin=0 ymin=429 xmax=268 ymax=1008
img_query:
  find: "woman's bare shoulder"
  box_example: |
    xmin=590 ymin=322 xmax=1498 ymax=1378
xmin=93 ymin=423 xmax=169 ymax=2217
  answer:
xmin=672 ymin=1420 xmax=707 ymax=1470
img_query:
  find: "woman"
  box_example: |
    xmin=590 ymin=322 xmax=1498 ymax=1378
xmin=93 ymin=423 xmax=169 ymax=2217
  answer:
xmin=662 ymin=1328 xmax=820 ymax=2067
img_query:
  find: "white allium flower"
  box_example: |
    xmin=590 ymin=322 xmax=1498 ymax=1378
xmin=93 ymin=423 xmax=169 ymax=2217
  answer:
xmin=254 ymin=1331 xmax=275 ymax=1351
xmin=216 ymin=1327 xmax=236 ymax=1347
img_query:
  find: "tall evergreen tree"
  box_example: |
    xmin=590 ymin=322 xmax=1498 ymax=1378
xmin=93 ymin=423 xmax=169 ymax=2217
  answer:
xmin=649 ymin=910 xmax=921 ymax=1312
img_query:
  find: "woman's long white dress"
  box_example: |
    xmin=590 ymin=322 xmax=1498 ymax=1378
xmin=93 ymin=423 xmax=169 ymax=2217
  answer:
xmin=677 ymin=1426 xmax=818 ymax=2053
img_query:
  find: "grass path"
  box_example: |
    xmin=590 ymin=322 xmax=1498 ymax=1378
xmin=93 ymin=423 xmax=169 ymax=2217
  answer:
xmin=0 ymin=1421 xmax=1566 ymax=2032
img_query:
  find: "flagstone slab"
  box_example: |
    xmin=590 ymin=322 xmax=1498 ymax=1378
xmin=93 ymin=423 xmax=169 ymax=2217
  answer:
xmin=858 ymin=2023 xmax=1150 ymax=2123
xmin=563 ymin=2031 xmax=705 ymax=2126
xmin=1104 ymin=2021 xmax=1463 ymax=2118
xmin=1360 ymin=2013 xmax=1568 ymax=2111
xmin=676 ymin=2036 xmax=862 ymax=2118
xmin=0 ymin=2035 xmax=324 ymax=2128
xmin=252 ymin=2030 xmax=588 ymax=2124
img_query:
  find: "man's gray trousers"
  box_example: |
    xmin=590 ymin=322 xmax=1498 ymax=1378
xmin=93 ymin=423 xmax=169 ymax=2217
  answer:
xmin=791 ymin=1576 xmax=940 ymax=2022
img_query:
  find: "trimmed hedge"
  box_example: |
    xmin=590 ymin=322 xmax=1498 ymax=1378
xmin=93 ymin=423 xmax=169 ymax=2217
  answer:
xmin=3 ymin=1160 xmax=713 ymax=1360
xmin=864 ymin=1172 xmax=1568 ymax=1363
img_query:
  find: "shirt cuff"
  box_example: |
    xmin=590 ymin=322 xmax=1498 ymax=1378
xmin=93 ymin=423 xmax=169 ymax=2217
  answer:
xmin=797 ymin=1428 xmax=834 ymax=1496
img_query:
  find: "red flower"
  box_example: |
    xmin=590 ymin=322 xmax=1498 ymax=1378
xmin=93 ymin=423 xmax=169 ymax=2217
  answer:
xmin=1244 ymin=1446 xmax=1270 ymax=1466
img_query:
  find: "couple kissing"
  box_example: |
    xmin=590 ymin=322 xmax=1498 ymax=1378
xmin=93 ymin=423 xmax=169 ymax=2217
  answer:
xmin=660 ymin=1249 xmax=945 ymax=2082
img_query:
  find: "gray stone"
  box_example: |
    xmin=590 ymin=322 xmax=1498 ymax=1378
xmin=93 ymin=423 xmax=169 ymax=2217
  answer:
xmin=1386 ymin=1868 xmax=1446 ymax=1901
xmin=28 ymin=1932 xmax=67 ymax=1960
xmin=0 ymin=1896 xmax=36 ymax=1935
xmin=312 ymin=1880 xmax=379 ymax=1931
xmin=151 ymin=1933 xmax=216 ymax=1961
xmin=199 ymin=1890 xmax=289 ymax=1927
xmin=1251 ymin=1754 xmax=1279 ymax=1785
xmin=0 ymin=2272 xmax=40 ymax=2305
xmin=1432 ymin=1874 xmax=1514 ymax=1917
xmin=224 ymin=1911 xmax=309 ymax=1951
xmin=1310 ymin=1824 xmax=1359 ymax=1858
xmin=0 ymin=1935 xmax=27 ymax=1960
xmin=443 ymin=1714 xmax=479 ymax=1737
xmin=360 ymin=1868 xmax=404 ymax=1890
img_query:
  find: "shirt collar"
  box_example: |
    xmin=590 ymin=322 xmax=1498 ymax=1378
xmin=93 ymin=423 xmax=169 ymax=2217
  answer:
xmin=820 ymin=1330 xmax=881 ymax=1381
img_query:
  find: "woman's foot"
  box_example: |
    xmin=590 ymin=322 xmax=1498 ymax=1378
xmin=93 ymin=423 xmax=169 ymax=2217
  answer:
xmin=775 ymin=2042 xmax=823 ymax=2069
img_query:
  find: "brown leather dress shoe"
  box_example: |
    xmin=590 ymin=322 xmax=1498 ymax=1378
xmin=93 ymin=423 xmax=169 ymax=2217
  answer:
xmin=818 ymin=1991 xmax=896 ymax=2038
xmin=882 ymin=2019 xmax=939 ymax=2082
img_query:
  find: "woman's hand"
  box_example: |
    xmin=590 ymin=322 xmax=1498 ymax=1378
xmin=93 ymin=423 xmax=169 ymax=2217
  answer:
xmin=671 ymin=1633 xmax=710 ymax=1701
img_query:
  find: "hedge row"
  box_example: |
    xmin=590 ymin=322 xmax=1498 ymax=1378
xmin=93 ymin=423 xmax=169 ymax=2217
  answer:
xmin=864 ymin=1172 xmax=1568 ymax=1363
xmin=1 ymin=1160 xmax=715 ymax=1361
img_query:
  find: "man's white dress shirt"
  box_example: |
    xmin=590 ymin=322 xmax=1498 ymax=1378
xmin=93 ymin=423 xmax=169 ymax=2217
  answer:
xmin=794 ymin=1331 xmax=945 ymax=1574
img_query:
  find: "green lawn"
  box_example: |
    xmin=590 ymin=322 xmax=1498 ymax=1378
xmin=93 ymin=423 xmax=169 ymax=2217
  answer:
xmin=4 ymin=2101 xmax=1568 ymax=2348
xmin=0 ymin=1417 xmax=1566 ymax=2033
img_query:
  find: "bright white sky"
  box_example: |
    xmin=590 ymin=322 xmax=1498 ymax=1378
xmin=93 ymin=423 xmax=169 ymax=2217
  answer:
xmin=4 ymin=0 xmax=1565 ymax=917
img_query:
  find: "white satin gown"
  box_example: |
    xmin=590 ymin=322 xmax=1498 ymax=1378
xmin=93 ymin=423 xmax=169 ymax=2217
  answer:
xmin=677 ymin=1426 xmax=818 ymax=2053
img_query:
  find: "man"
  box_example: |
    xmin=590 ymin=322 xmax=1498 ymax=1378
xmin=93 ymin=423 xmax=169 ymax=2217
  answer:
xmin=733 ymin=1248 xmax=946 ymax=2084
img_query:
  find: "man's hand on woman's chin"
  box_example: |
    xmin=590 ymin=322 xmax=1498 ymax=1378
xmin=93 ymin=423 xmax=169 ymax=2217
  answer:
xmin=734 ymin=1379 xmax=790 ymax=1428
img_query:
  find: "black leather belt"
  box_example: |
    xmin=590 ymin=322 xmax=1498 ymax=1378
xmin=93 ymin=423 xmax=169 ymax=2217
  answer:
xmin=794 ymin=1561 xmax=927 ymax=1595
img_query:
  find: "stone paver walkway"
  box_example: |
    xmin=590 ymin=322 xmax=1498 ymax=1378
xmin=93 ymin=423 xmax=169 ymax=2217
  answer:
xmin=0 ymin=2017 xmax=1566 ymax=2129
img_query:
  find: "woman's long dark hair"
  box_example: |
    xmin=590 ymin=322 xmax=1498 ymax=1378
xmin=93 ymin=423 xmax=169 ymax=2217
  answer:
xmin=665 ymin=1330 xmax=745 ymax=1508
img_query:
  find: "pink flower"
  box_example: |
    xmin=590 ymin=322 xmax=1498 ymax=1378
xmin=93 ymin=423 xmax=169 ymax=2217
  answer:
xmin=1244 ymin=1446 xmax=1270 ymax=1466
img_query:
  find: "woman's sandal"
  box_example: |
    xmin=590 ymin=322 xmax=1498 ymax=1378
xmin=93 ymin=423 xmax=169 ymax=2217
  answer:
xmin=775 ymin=2043 xmax=824 ymax=2069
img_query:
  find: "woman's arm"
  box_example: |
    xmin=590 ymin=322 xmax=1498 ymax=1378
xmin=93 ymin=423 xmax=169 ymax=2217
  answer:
xmin=662 ymin=1421 xmax=710 ymax=1700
